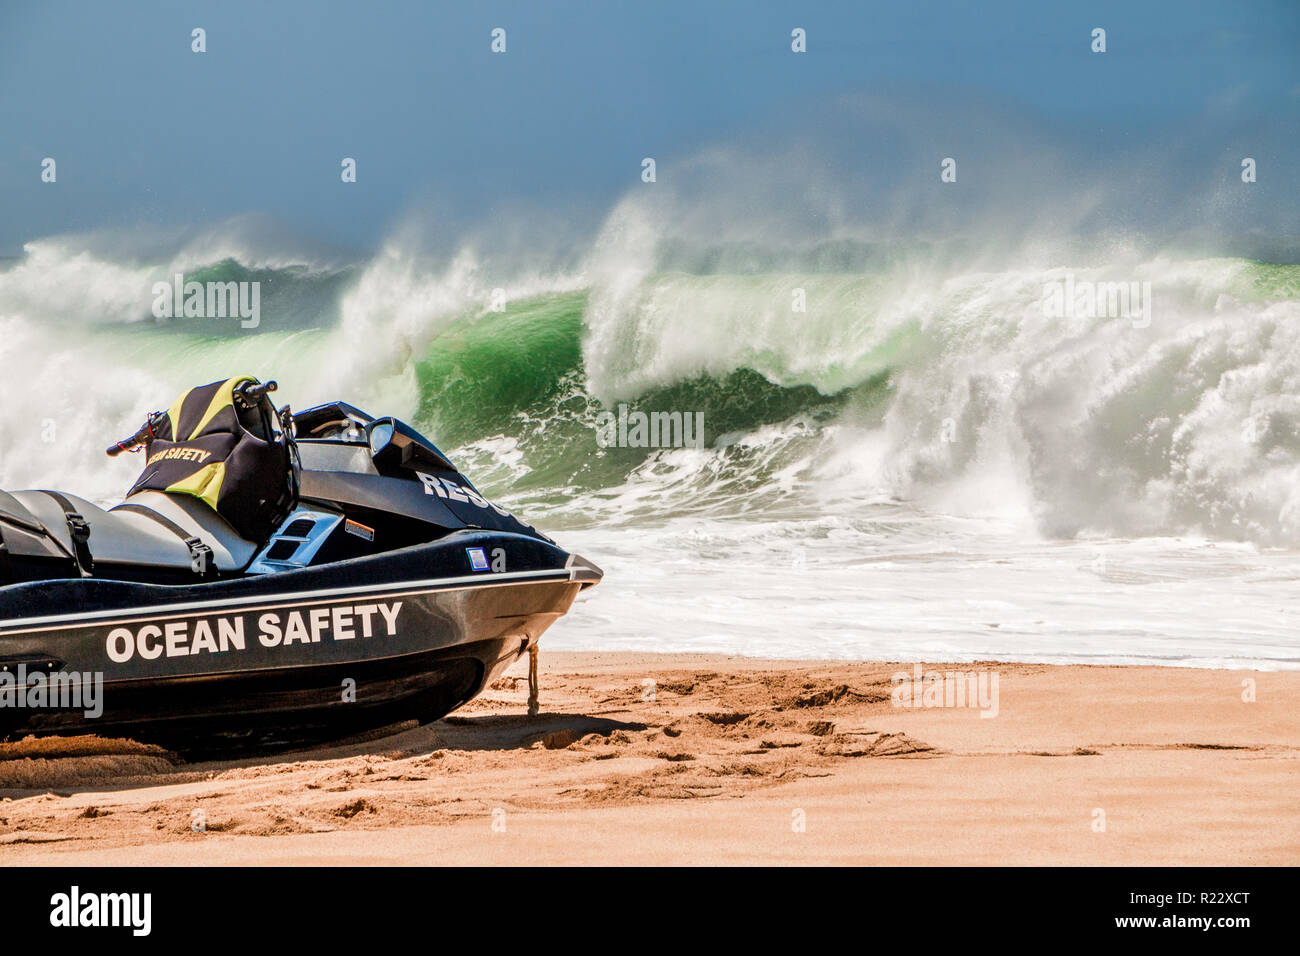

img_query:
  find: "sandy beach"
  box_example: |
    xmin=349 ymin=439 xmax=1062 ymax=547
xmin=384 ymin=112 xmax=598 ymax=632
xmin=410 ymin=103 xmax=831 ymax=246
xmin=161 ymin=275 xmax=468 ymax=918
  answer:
xmin=1 ymin=652 xmax=1295 ymax=866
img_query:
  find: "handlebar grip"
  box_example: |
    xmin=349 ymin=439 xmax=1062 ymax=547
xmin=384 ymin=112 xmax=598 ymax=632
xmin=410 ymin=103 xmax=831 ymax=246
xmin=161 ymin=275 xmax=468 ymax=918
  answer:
xmin=105 ymin=411 xmax=164 ymax=458
xmin=235 ymin=380 xmax=278 ymax=405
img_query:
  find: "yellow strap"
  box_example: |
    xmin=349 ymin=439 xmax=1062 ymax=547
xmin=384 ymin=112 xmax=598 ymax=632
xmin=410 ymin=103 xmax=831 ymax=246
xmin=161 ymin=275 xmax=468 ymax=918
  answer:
xmin=165 ymin=392 xmax=187 ymax=440
xmin=186 ymin=376 xmax=256 ymax=440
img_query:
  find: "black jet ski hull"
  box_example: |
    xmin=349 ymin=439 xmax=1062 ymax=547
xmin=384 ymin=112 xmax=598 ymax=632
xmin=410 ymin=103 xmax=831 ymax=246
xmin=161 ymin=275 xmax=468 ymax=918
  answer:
xmin=0 ymin=530 xmax=598 ymax=755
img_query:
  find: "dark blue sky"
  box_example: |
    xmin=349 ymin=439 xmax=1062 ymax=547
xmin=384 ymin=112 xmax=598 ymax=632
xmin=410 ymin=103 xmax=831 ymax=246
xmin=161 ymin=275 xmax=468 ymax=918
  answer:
xmin=2 ymin=0 xmax=1298 ymax=256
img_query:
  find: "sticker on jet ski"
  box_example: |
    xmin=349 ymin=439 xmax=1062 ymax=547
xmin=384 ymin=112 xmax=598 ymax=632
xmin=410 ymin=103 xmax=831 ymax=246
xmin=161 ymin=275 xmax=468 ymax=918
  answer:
xmin=105 ymin=601 xmax=403 ymax=663
xmin=415 ymin=470 xmax=552 ymax=540
xmin=146 ymin=445 xmax=215 ymax=466
xmin=418 ymin=472 xmax=514 ymax=517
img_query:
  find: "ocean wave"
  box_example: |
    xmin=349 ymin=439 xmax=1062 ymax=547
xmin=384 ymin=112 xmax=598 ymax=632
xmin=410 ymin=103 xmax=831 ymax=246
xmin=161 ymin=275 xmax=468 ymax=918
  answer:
xmin=2 ymin=219 xmax=1299 ymax=546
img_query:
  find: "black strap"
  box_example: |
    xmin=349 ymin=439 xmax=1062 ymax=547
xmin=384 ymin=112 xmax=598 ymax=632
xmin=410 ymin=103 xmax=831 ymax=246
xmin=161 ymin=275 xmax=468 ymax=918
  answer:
xmin=39 ymin=490 xmax=94 ymax=577
xmin=113 ymin=503 xmax=215 ymax=577
xmin=0 ymin=506 xmax=48 ymax=536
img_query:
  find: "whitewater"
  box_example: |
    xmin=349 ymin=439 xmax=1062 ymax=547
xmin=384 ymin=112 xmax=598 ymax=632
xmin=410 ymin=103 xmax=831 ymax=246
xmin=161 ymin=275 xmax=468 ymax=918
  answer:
xmin=2 ymin=212 xmax=1299 ymax=669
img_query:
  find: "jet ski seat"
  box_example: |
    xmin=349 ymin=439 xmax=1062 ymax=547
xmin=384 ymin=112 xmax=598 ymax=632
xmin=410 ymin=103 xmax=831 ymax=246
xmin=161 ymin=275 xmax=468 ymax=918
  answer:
xmin=0 ymin=488 xmax=258 ymax=577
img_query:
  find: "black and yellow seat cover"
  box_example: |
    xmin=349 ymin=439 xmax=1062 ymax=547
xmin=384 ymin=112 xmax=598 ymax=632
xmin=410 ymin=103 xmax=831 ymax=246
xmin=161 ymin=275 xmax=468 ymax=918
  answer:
xmin=127 ymin=376 xmax=294 ymax=542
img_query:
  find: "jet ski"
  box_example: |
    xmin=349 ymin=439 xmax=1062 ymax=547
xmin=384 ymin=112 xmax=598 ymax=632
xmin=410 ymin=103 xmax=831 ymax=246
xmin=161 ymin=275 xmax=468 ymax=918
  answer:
xmin=0 ymin=376 xmax=601 ymax=755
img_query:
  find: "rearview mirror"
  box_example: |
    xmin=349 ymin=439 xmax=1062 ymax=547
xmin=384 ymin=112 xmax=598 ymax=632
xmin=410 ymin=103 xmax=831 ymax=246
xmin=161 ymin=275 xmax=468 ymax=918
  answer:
xmin=366 ymin=417 xmax=457 ymax=474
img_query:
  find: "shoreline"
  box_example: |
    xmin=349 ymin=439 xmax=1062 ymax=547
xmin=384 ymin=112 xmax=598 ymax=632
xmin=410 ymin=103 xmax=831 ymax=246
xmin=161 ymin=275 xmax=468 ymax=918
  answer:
xmin=1 ymin=652 xmax=1296 ymax=865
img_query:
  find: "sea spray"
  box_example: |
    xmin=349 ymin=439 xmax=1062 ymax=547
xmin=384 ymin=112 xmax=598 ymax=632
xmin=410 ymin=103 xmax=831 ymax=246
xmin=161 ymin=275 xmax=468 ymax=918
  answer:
xmin=2 ymin=233 xmax=1300 ymax=548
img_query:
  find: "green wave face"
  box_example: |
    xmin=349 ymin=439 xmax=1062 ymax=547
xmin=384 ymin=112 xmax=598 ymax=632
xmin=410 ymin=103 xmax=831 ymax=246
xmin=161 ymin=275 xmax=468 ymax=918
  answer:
xmin=415 ymin=292 xmax=589 ymax=447
xmin=410 ymin=291 xmax=878 ymax=508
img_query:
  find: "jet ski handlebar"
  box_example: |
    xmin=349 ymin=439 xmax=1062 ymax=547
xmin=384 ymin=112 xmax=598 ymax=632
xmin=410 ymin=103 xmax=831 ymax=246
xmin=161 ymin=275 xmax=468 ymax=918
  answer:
xmin=106 ymin=411 xmax=167 ymax=457
xmin=106 ymin=381 xmax=279 ymax=457
xmin=234 ymin=379 xmax=277 ymax=408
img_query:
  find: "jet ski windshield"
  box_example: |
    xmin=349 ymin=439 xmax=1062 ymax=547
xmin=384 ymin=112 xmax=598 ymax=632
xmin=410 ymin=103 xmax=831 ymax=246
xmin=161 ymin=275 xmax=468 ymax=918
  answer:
xmin=292 ymin=402 xmax=374 ymax=442
xmin=292 ymin=403 xmax=458 ymax=475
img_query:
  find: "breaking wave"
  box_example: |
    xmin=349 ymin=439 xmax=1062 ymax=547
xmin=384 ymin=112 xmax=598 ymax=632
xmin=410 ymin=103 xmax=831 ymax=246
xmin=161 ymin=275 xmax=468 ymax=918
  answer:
xmin=2 ymin=215 xmax=1299 ymax=547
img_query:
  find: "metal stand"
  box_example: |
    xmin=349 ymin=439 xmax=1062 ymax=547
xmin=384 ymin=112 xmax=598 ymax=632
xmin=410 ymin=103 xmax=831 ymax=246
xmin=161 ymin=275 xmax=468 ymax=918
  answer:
xmin=527 ymin=643 xmax=540 ymax=717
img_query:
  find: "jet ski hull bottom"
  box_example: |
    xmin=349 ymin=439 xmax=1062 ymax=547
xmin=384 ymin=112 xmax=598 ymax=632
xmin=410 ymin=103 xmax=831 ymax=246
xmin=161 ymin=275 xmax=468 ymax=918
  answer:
xmin=0 ymin=532 xmax=597 ymax=756
xmin=4 ymin=633 xmax=552 ymax=758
